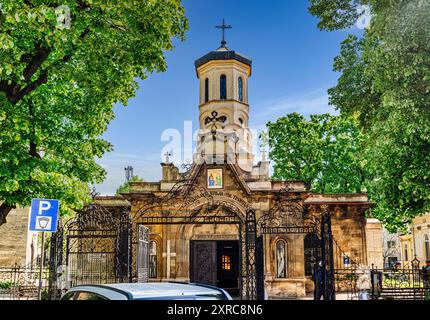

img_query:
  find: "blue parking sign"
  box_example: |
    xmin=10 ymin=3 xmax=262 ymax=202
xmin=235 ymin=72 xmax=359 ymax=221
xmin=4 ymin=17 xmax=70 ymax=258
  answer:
xmin=29 ymin=199 xmax=60 ymax=232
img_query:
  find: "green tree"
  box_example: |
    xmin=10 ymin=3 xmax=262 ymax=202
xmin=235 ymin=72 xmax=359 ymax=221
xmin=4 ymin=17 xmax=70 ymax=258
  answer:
xmin=115 ymin=175 xmax=144 ymax=195
xmin=0 ymin=0 xmax=188 ymax=224
xmin=267 ymin=113 xmax=367 ymax=194
xmin=309 ymin=0 xmax=430 ymax=231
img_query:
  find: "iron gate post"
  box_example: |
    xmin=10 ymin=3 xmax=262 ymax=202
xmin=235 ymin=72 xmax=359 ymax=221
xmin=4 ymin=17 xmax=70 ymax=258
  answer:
xmin=320 ymin=208 xmax=336 ymax=300
xmin=48 ymin=220 xmax=63 ymax=300
xmin=245 ymin=209 xmax=257 ymax=300
xmin=255 ymin=235 xmax=265 ymax=300
xmin=116 ymin=212 xmax=132 ymax=282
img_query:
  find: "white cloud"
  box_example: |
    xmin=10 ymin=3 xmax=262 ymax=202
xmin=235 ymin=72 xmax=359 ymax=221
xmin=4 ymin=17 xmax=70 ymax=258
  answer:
xmin=251 ymin=88 xmax=338 ymax=127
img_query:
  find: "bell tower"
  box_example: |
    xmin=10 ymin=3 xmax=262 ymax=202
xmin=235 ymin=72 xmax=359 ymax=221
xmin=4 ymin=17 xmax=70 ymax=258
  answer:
xmin=194 ymin=20 xmax=254 ymax=172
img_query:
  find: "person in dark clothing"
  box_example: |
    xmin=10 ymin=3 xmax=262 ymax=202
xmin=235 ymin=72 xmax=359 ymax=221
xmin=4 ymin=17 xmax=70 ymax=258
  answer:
xmin=311 ymin=261 xmax=324 ymax=300
xmin=423 ymin=260 xmax=430 ymax=291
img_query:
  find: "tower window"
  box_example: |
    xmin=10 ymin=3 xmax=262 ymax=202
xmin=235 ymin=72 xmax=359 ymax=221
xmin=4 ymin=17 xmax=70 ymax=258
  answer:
xmin=205 ymin=78 xmax=209 ymax=103
xmin=220 ymin=75 xmax=227 ymax=100
xmin=238 ymin=77 xmax=243 ymax=102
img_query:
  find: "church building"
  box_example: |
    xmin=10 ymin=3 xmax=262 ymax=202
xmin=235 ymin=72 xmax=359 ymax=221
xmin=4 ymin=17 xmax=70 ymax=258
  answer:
xmin=97 ymin=29 xmax=383 ymax=299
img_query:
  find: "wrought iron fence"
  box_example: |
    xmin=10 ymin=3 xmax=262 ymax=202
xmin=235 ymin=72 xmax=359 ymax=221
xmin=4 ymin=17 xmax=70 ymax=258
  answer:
xmin=334 ymin=268 xmax=360 ymax=300
xmin=370 ymin=261 xmax=430 ymax=300
xmin=333 ymin=261 xmax=430 ymax=301
xmin=0 ymin=263 xmax=50 ymax=300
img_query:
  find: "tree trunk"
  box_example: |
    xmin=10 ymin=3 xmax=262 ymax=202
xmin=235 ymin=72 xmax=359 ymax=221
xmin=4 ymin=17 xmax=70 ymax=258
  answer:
xmin=0 ymin=203 xmax=14 ymax=226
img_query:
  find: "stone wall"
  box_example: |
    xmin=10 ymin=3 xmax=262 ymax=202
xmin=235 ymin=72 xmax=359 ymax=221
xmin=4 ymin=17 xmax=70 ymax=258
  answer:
xmin=365 ymin=218 xmax=384 ymax=268
xmin=331 ymin=209 xmax=368 ymax=267
xmin=0 ymin=207 xmax=32 ymax=266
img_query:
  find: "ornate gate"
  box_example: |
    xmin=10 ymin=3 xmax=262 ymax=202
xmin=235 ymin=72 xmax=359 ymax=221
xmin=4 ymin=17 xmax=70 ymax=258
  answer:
xmin=320 ymin=209 xmax=335 ymax=300
xmin=48 ymin=202 xmax=132 ymax=298
xmin=255 ymin=235 xmax=265 ymax=300
xmin=254 ymin=189 xmax=336 ymax=300
xmin=137 ymin=225 xmax=149 ymax=282
xmin=244 ymin=209 xmax=257 ymax=300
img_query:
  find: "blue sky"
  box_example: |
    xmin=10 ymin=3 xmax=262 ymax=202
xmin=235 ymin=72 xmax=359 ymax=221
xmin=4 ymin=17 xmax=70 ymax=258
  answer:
xmin=94 ymin=0 xmax=363 ymax=195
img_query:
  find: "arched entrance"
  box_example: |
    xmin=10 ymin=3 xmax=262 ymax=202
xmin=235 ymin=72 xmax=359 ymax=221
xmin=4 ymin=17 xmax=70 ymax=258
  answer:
xmin=133 ymin=197 xmax=257 ymax=300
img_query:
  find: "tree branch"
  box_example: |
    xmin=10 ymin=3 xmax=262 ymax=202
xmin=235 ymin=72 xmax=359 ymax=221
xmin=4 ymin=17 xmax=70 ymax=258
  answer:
xmin=9 ymin=72 xmax=48 ymax=105
xmin=28 ymin=101 xmax=41 ymax=159
xmin=23 ymin=0 xmax=34 ymax=8
xmin=0 ymin=80 xmax=12 ymax=96
xmin=77 ymin=0 xmax=90 ymax=11
xmin=0 ymin=203 xmax=15 ymax=226
xmin=23 ymin=47 xmax=50 ymax=82
xmin=0 ymin=24 xmax=90 ymax=105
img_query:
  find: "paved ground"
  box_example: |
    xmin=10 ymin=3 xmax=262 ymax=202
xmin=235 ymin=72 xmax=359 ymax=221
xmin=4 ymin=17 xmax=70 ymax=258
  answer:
xmin=271 ymin=293 xmax=355 ymax=300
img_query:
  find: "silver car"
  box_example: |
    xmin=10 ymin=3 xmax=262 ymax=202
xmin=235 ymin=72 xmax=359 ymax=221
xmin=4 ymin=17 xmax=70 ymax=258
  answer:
xmin=60 ymin=282 xmax=233 ymax=300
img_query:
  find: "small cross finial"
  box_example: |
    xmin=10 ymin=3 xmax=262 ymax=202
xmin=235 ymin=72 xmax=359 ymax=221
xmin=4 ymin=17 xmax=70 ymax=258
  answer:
xmin=164 ymin=151 xmax=172 ymax=164
xmin=260 ymin=145 xmax=267 ymax=161
xmin=124 ymin=165 xmax=133 ymax=182
xmin=215 ymin=18 xmax=232 ymax=48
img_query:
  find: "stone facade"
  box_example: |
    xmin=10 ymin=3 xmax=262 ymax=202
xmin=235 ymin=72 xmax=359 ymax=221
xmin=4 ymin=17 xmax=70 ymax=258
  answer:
xmin=400 ymin=212 xmax=430 ymax=265
xmin=381 ymin=228 xmax=401 ymax=268
xmin=97 ymin=42 xmax=383 ymax=299
xmin=0 ymin=207 xmax=38 ymax=266
xmin=116 ymin=162 xmax=379 ymax=298
xmin=365 ymin=218 xmax=384 ymax=268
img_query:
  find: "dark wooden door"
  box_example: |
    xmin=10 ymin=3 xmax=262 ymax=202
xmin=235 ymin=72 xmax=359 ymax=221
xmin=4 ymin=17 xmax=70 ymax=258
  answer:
xmin=190 ymin=241 xmax=217 ymax=286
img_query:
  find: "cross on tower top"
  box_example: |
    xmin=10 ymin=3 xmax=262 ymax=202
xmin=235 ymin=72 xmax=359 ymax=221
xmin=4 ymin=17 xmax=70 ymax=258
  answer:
xmin=164 ymin=151 xmax=172 ymax=164
xmin=215 ymin=18 xmax=232 ymax=48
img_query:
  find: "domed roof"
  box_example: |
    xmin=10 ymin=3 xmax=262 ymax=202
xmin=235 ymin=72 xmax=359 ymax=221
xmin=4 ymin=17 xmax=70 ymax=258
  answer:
xmin=194 ymin=46 xmax=252 ymax=70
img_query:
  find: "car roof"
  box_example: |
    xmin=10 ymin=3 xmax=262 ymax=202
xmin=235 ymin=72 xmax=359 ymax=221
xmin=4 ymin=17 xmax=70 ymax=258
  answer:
xmin=70 ymin=282 xmax=226 ymax=300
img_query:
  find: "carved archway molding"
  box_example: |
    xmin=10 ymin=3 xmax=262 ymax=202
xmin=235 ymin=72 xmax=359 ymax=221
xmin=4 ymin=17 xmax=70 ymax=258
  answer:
xmin=133 ymin=186 xmax=253 ymax=225
xmin=133 ymin=192 xmax=255 ymax=299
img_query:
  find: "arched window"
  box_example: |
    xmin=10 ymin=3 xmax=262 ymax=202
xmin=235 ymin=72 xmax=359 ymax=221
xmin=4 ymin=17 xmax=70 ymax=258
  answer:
xmin=238 ymin=118 xmax=244 ymax=127
xmin=204 ymin=78 xmax=209 ymax=103
xmin=276 ymin=240 xmax=287 ymax=278
xmin=220 ymin=75 xmax=227 ymax=100
xmin=149 ymin=241 xmax=157 ymax=278
xmin=304 ymin=233 xmax=321 ymax=276
xmin=238 ymin=77 xmax=243 ymax=102
xmin=425 ymin=234 xmax=430 ymax=260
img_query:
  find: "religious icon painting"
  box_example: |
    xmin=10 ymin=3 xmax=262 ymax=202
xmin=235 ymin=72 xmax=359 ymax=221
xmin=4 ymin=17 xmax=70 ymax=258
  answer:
xmin=207 ymin=168 xmax=223 ymax=189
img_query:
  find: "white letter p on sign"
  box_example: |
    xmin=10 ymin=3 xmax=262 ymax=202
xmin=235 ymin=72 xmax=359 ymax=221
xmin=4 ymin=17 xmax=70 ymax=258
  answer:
xmin=38 ymin=201 xmax=51 ymax=215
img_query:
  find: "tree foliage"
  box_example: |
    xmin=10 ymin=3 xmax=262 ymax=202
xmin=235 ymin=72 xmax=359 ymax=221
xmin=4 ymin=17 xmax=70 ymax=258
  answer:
xmin=0 ymin=0 xmax=188 ymax=224
xmin=267 ymin=113 xmax=367 ymax=194
xmin=309 ymin=0 xmax=430 ymax=231
xmin=115 ymin=175 xmax=144 ymax=195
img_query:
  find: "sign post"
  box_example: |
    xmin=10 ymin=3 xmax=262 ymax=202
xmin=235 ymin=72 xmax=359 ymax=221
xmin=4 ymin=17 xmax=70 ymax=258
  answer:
xmin=38 ymin=232 xmax=45 ymax=300
xmin=29 ymin=198 xmax=60 ymax=300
